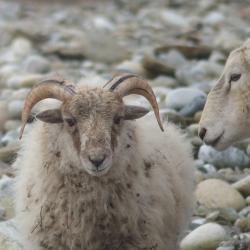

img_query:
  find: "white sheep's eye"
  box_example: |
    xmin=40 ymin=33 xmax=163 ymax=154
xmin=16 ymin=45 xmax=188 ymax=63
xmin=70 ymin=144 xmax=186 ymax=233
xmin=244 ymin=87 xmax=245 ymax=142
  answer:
xmin=65 ymin=118 xmax=76 ymax=127
xmin=229 ymin=73 xmax=241 ymax=83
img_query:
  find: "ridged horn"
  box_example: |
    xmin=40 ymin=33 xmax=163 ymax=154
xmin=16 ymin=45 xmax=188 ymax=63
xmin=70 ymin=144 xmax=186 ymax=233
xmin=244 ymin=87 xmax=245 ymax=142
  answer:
xmin=19 ymin=79 xmax=76 ymax=139
xmin=104 ymin=74 xmax=164 ymax=131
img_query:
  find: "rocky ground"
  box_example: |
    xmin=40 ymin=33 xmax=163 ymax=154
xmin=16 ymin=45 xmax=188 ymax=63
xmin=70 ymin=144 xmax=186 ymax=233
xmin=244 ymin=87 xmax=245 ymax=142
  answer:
xmin=0 ymin=0 xmax=250 ymax=249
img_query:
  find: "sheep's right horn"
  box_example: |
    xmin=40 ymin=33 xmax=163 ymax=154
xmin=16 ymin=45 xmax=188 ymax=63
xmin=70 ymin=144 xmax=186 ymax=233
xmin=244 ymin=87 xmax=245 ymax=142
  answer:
xmin=104 ymin=74 xmax=164 ymax=131
xmin=19 ymin=79 xmax=76 ymax=139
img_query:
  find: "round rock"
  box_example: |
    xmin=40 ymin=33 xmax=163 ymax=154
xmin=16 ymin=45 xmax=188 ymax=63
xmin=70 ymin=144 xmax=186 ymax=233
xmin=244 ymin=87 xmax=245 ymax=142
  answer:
xmin=198 ymin=145 xmax=250 ymax=169
xmin=232 ymin=175 xmax=250 ymax=196
xmin=196 ymin=179 xmax=246 ymax=211
xmin=23 ymin=55 xmax=51 ymax=74
xmin=165 ymin=87 xmax=206 ymax=111
xmin=180 ymin=223 xmax=227 ymax=250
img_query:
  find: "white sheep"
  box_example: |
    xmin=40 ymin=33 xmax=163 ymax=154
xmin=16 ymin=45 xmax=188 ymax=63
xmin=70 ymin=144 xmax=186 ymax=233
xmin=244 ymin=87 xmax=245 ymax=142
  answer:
xmin=14 ymin=74 xmax=195 ymax=250
xmin=199 ymin=39 xmax=250 ymax=150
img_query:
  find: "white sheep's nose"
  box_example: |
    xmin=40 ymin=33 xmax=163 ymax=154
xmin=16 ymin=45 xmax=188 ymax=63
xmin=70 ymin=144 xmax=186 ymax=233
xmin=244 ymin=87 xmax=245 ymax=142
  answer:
xmin=198 ymin=127 xmax=207 ymax=141
xmin=88 ymin=155 xmax=106 ymax=168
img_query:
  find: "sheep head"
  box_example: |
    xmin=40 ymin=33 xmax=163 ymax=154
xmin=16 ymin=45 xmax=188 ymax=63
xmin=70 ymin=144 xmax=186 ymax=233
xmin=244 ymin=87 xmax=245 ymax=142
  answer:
xmin=199 ymin=39 xmax=250 ymax=150
xmin=20 ymin=74 xmax=163 ymax=176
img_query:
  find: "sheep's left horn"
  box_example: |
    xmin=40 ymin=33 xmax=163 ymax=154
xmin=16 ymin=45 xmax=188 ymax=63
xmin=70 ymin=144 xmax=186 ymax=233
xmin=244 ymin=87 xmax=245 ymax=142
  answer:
xmin=19 ymin=79 xmax=76 ymax=139
xmin=104 ymin=74 xmax=164 ymax=131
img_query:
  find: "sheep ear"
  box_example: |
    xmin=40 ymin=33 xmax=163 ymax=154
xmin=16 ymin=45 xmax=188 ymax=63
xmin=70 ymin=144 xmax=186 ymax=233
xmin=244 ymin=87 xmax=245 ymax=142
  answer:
xmin=36 ymin=109 xmax=63 ymax=123
xmin=124 ymin=105 xmax=149 ymax=120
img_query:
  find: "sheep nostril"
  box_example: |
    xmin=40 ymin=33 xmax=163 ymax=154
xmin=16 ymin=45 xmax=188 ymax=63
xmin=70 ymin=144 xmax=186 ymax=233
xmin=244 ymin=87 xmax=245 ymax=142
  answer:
xmin=88 ymin=155 xmax=106 ymax=168
xmin=199 ymin=127 xmax=207 ymax=140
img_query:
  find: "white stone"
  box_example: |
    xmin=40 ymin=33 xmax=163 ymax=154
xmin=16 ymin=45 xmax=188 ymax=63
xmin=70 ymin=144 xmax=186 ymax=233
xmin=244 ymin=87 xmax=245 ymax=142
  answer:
xmin=180 ymin=223 xmax=227 ymax=250
xmin=196 ymin=179 xmax=246 ymax=211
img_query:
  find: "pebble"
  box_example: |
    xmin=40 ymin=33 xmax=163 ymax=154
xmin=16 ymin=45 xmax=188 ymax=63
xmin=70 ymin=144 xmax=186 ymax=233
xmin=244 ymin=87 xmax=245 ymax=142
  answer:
xmin=232 ymin=175 xmax=250 ymax=196
xmin=206 ymin=208 xmax=239 ymax=224
xmin=23 ymin=55 xmax=51 ymax=74
xmin=0 ymin=102 xmax=8 ymax=132
xmin=198 ymin=145 xmax=250 ymax=169
xmin=0 ymin=144 xmax=19 ymax=163
xmin=235 ymin=218 xmax=250 ymax=232
xmin=115 ymin=60 xmax=146 ymax=75
xmin=180 ymin=223 xmax=227 ymax=250
xmin=7 ymin=101 xmax=24 ymax=120
xmin=158 ymin=49 xmax=187 ymax=69
xmin=176 ymin=61 xmax=223 ymax=86
xmin=151 ymin=76 xmax=178 ymax=88
xmin=179 ymin=95 xmax=206 ymax=117
xmin=246 ymin=197 xmax=250 ymax=205
xmin=160 ymin=10 xmax=190 ymax=28
xmin=4 ymin=121 xmax=20 ymax=132
xmin=6 ymin=74 xmax=43 ymax=89
xmin=196 ymin=179 xmax=246 ymax=211
xmin=0 ymin=220 xmax=23 ymax=250
xmin=165 ymin=88 xmax=206 ymax=111
xmin=11 ymin=37 xmax=32 ymax=59
xmin=1 ymin=130 xmax=19 ymax=147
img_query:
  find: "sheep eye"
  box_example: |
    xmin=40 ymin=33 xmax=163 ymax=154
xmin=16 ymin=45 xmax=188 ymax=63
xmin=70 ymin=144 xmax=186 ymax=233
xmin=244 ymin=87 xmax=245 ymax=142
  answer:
xmin=229 ymin=73 xmax=241 ymax=83
xmin=65 ymin=118 xmax=76 ymax=127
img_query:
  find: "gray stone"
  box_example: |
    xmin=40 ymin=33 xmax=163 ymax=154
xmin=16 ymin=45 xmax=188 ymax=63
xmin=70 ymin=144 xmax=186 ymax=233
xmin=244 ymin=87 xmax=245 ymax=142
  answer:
xmin=239 ymin=206 xmax=250 ymax=217
xmin=11 ymin=89 xmax=30 ymax=101
xmin=151 ymin=76 xmax=178 ymax=88
xmin=0 ymin=144 xmax=19 ymax=163
xmin=176 ymin=61 xmax=223 ymax=86
xmin=206 ymin=208 xmax=239 ymax=224
xmin=1 ymin=130 xmax=19 ymax=147
xmin=204 ymin=11 xmax=225 ymax=26
xmin=6 ymin=74 xmax=44 ymax=89
xmin=165 ymin=88 xmax=206 ymax=111
xmin=179 ymin=95 xmax=206 ymax=117
xmin=158 ymin=49 xmax=187 ymax=69
xmin=216 ymin=247 xmax=234 ymax=250
xmin=180 ymin=223 xmax=227 ymax=250
xmin=190 ymin=217 xmax=206 ymax=230
xmin=160 ymin=10 xmax=190 ymax=28
xmin=198 ymin=164 xmax=217 ymax=174
xmin=246 ymin=196 xmax=250 ymax=205
xmin=7 ymin=100 xmax=24 ymax=119
xmin=23 ymin=55 xmax=51 ymax=74
xmin=0 ymin=219 xmax=23 ymax=250
xmin=115 ymin=59 xmax=146 ymax=75
xmin=4 ymin=121 xmax=20 ymax=132
xmin=0 ymin=102 xmax=8 ymax=132
xmin=198 ymin=145 xmax=250 ymax=169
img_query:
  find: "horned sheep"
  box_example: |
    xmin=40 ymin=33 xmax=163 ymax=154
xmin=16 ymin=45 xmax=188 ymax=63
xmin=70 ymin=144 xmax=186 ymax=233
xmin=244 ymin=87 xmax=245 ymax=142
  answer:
xmin=14 ymin=74 xmax=195 ymax=250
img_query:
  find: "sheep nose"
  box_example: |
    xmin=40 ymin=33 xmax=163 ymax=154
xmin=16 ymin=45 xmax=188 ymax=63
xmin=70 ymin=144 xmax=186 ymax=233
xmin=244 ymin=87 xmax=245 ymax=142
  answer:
xmin=199 ymin=127 xmax=207 ymax=140
xmin=88 ymin=155 xmax=106 ymax=168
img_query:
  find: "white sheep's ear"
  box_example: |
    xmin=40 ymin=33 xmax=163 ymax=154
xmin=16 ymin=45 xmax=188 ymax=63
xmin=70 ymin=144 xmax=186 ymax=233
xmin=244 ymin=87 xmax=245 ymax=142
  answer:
xmin=124 ymin=105 xmax=149 ymax=120
xmin=36 ymin=109 xmax=63 ymax=123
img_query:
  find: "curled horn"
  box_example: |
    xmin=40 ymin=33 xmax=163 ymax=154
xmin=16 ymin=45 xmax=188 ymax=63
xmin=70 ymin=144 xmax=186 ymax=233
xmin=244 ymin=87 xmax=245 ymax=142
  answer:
xmin=104 ymin=74 xmax=164 ymax=131
xmin=19 ymin=79 xmax=76 ymax=139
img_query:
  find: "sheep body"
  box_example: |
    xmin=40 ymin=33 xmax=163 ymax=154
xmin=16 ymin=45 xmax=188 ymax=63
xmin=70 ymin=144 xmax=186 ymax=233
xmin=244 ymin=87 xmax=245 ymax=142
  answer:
xmin=15 ymin=86 xmax=194 ymax=250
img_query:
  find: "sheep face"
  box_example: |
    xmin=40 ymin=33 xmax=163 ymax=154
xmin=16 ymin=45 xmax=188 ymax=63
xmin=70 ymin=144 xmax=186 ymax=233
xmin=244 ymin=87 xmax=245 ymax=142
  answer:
xmin=37 ymin=88 xmax=148 ymax=176
xmin=199 ymin=41 xmax=250 ymax=150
